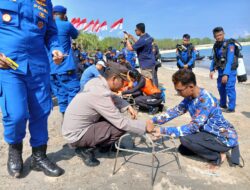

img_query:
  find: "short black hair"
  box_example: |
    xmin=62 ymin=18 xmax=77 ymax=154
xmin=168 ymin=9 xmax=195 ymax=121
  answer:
xmin=128 ymin=69 xmax=141 ymax=82
xmin=136 ymin=23 xmax=145 ymax=33
xmin=118 ymin=54 xmax=126 ymax=60
xmin=172 ymin=69 xmax=196 ymax=86
xmin=183 ymin=34 xmax=190 ymax=39
xmin=213 ymin=27 xmax=224 ymax=35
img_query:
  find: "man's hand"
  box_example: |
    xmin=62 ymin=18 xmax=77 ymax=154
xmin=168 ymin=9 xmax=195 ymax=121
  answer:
xmin=152 ymin=127 xmax=161 ymax=137
xmin=221 ymin=75 xmax=228 ymax=84
xmin=124 ymin=33 xmax=128 ymax=40
xmin=52 ymin=50 xmax=64 ymax=65
xmin=146 ymin=120 xmax=155 ymax=133
xmin=128 ymin=105 xmax=137 ymax=119
xmin=183 ymin=65 xmax=188 ymax=69
xmin=117 ymin=91 xmax=122 ymax=96
xmin=209 ymin=71 xmax=215 ymax=79
xmin=127 ymin=33 xmax=133 ymax=39
xmin=0 ymin=53 xmax=10 ymax=69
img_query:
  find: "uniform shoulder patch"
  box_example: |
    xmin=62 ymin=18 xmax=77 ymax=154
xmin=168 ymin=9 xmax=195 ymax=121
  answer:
xmin=230 ymin=45 xmax=235 ymax=52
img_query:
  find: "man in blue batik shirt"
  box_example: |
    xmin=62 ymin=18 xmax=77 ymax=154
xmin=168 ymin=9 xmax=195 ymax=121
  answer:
xmin=0 ymin=0 xmax=64 ymax=178
xmin=50 ymin=5 xmax=80 ymax=116
xmin=210 ymin=27 xmax=237 ymax=113
xmin=152 ymin=69 xmax=240 ymax=170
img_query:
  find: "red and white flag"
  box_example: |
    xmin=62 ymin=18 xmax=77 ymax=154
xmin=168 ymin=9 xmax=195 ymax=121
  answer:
xmin=71 ymin=18 xmax=77 ymax=24
xmin=110 ymin=18 xmax=123 ymax=32
xmin=83 ymin=20 xmax=95 ymax=32
xmin=75 ymin=18 xmax=87 ymax=30
xmin=72 ymin=18 xmax=81 ymax=28
xmin=92 ymin=19 xmax=99 ymax=32
xmin=95 ymin=21 xmax=107 ymax=33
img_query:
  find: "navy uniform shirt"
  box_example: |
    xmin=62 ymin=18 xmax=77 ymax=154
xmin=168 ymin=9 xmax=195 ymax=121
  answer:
xmin=0 ymin=0 xmax=61 ymax=75
xmin=210 ymin=40 xmax=236 ymax=76
xmin=132 ymin=33 xmax=155 ymax=69
xmin=50 ymin=17 xmax=78 ymax=74
xmin=176 ymin=45 xmax=196 ymax=68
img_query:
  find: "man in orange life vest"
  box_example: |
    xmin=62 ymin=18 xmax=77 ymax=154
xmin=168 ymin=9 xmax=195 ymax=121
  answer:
xmin=121 ymin=70 xmax=163 ymax=114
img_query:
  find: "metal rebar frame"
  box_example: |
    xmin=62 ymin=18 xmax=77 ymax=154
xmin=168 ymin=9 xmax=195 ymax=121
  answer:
xmin=112 ymin=133 xmax=182 ymax=186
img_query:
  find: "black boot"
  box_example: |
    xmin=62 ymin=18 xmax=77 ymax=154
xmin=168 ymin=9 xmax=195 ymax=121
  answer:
xmin=8 ymin=143 xmax=23 ymax=178
xmin=75 ymin=147 xmax=100 ymax=167
xmin=30 ymin=145 xmax=64 ymax=177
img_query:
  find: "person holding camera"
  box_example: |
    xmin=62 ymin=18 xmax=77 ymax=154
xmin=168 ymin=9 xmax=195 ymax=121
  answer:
xmin=125 ymin=23 xmax=158 ymax=86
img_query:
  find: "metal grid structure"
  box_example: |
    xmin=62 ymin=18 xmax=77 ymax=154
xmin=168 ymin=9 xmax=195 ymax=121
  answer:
xmin=112 ymin=133 xmax=182 ymax=186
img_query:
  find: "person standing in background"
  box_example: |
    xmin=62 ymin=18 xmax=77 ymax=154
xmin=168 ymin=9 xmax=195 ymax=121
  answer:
xmin=50 ymin=5 xmax=80 ymax=116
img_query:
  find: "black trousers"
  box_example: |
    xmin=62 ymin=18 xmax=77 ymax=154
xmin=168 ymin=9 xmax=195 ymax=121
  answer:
xmin=153 ymin=66 xmax=159 ymax=87
xmin=134 ymin=93 xmax=162 ymax=110
xmin=71 ymin=120 xmax=125 ymax=148
xmin=179 ymin=131 xmax=231 ymax=165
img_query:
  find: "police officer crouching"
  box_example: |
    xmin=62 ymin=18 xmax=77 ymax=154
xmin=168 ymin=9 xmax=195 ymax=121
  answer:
xmin=176 ymin=34 xmax=196 ymax=70
xmin=210 ymin=27 xmax=237 ymax=113
xmin=50 ymin=5 xmax=80 ymax=116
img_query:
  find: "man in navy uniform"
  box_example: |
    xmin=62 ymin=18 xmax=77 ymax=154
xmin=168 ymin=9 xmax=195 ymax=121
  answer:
xmin=210 ymin=27 xmax=237 ymax=113
xmin=0 ymin=0 xmax=64 ymax=178
xmin=176 ymin=34 xmax=196 ymax=70
xmin=50 ymin=5 xmax=80 ymax=116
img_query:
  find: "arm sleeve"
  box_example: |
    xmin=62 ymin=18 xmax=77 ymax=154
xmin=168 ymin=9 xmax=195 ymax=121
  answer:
xmin=160 ymin=96 xmax=214 ymax=137
xmin=122 ymin=77 xmax=146 ymax=95
xmin=111 ymin=94 xmax=130 ymax=112
xmin=92 ymin=94 xmax=146 ymax=135
xmin=223 ymin=44 xmax=235 ymax=76
xmin=187 ymin=50 xmax=196 ymax=67
xmin=132 ymin=38 xmax=146 ymax=51
xmin=210 ymin=59 xmax=215 ymax=71
xmin=152 ymin=99 xmax=188 ymax=125
xmin=69 ymin=23 xmax=79 ymax=39
xmin=176 ymin=50 xmax=184 ymax=67
xmin=45 ymin=1 xmax=63 ymax=52
xmin=176 ymin=96 xmax=213 ymax=136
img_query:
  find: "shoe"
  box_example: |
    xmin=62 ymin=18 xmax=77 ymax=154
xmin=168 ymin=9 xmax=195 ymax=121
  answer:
xmin=220 ymin=105 xmax=228 ymax=109
xmin=158 ymin=104 xmax=164 ymax=112
xmin=30 ymin=145 xmax=64 ymax=177
xmin=75 ymin=147 xmax=100 ymax=167
xmin=222 ymin=109 xmax=235 ymax=113
xmin=149 ymin=106 xmax=159 ymax=115
xmin=7 ymin=143 xmax=23 ymax=178
xmin=99 ymin=143 xmax=125 ymax=153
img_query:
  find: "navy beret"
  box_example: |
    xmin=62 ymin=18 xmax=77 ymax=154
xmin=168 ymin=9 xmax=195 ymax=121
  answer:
xmin=53 ymin=5 xmax=67 ymax=14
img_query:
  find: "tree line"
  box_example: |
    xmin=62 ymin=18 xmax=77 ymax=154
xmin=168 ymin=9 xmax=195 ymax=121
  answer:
xmin=75 ymin=33 xmax=250 ymax=52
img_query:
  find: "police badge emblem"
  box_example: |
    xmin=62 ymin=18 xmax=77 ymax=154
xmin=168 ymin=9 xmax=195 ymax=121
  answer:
xmin=37 ymin=21 xmax=44 ymax=29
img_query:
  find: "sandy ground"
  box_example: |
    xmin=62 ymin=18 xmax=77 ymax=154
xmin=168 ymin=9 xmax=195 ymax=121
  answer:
xmin=0 ymin=66 xmax=250 ymax=190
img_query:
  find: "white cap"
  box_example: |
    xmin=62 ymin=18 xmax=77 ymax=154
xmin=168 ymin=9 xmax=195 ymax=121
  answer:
xmin=96 ymin=60 xmax=106 ymax=67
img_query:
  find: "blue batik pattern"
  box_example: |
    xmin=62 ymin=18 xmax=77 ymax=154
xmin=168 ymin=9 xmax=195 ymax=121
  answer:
xmin=152 ymin=88 xmax=238 ymax=147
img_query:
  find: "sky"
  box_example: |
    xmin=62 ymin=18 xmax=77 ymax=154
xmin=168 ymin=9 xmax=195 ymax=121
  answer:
xmin=52 ymin=0 xmax=250 ymax=39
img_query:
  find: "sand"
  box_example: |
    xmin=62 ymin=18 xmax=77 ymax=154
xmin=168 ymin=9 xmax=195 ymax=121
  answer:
xmin=0 ymin=66 xmax=250 ymax=190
